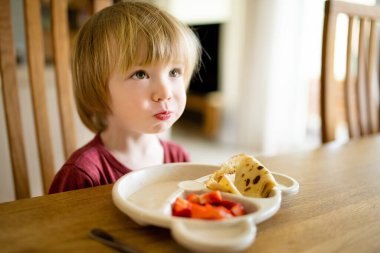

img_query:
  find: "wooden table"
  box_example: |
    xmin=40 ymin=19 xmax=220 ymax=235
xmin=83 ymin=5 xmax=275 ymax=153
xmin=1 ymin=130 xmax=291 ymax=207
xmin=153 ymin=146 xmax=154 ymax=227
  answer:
xmin=1 ymin=135 xmax=380 ymax=253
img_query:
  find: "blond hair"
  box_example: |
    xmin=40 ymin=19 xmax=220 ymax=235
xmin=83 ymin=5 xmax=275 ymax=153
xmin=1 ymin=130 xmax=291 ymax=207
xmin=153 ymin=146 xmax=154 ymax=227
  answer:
xmin=72 ymin=0 xmax=201 ymax=133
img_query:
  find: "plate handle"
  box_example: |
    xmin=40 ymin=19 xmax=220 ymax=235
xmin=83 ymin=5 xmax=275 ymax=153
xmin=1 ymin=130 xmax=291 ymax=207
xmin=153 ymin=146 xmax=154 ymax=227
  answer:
xmin=171 ymin=219 xmax=256 ymax=253
xmin=272 ymin=172 xmax=299 ymax=196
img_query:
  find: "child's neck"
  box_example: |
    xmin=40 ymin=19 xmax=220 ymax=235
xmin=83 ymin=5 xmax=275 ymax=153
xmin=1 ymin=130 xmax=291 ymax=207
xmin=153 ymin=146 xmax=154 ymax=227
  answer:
xmin=100 ymin=130 xmax=164 ymax=170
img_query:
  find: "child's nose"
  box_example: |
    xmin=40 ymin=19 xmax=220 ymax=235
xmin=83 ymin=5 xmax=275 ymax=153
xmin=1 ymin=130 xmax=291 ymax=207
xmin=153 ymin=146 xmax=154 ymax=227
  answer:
xmin=152 ymin=78 xmax=172 ymax=102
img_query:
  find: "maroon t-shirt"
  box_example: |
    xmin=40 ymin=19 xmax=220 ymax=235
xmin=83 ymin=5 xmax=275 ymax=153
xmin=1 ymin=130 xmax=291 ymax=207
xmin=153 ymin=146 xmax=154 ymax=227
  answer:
xmin=48 ymin=134 xmax=189 ymax=194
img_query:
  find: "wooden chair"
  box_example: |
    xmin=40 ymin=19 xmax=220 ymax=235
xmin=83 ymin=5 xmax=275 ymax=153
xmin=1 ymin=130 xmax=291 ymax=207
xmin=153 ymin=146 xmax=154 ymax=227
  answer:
xmin=186 ymin=91 xmax=222 ymax=138
xmin=0 ymin=0 xmax=112 ymax=200
xmin=321 ymin=0 xmax=380 ymax=143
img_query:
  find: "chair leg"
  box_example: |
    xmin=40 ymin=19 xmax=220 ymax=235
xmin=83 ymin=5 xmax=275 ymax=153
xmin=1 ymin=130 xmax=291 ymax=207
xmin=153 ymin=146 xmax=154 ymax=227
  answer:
xmin=203 ymin=92 xmax=222 ymax=138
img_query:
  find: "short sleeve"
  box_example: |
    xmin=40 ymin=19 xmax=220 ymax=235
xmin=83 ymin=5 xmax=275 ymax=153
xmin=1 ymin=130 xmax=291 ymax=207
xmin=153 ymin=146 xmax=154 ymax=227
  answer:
xmin=48 ymin=165 xmax=94 ymax=194
xmin=162 ymin=140 xmax=190 ymax=163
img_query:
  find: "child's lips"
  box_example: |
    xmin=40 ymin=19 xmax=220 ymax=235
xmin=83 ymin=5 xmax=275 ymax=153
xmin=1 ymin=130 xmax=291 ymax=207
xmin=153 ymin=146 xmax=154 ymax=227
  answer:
xmin=154 ymin=111 xmax=172 ymax=120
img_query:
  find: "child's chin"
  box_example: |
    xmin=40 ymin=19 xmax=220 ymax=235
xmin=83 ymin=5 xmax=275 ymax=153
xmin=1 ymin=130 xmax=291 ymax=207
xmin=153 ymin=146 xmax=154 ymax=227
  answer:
xmin=150 ymin=122 xmax=173 ymax=134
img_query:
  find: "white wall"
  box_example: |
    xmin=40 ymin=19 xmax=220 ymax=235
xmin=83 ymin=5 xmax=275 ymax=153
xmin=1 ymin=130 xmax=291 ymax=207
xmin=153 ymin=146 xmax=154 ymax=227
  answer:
xmin=161 ymin=0 xmax=324 ymax=155
xmin=155 ymin=0 xmax=231 ymax=25
xmin=232 ymin=0 xmax=323 ymax=155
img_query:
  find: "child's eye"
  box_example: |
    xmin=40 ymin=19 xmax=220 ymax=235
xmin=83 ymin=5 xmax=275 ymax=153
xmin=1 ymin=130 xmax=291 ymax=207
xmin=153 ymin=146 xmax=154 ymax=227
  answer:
xmin=169 ymin=68 xmax=182 ymax=78
xmin=132 ymin=70 xmax=149 ymax=79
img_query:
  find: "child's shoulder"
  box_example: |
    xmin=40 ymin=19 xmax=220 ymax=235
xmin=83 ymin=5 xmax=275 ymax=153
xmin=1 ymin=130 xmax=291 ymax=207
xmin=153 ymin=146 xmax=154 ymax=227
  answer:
xmin=160 ymin=139 xmax=190 ymax=163
xmin=160 ymin=138 xmax=187 ymax=152
xmin=65 ymin=134 xmax=106 ymax=167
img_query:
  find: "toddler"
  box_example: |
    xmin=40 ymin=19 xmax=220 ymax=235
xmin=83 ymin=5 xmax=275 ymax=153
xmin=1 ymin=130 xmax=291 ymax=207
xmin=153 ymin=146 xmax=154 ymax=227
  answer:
xmin=49 ymin=0 xmax=201 ymax=193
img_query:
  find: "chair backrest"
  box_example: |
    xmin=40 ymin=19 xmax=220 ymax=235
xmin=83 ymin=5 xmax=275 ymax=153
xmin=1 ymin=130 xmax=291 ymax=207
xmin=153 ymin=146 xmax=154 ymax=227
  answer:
xmin=321 ymin=0 xmax=380 ymax=143
xmin=0 ymin=0 xmax=112 ymax=199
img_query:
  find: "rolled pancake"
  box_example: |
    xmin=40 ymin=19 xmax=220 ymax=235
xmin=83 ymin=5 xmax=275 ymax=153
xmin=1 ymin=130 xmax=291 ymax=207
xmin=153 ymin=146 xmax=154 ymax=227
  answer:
xmin=206 ymin=154 xmax=277 ymax=198
xmin=205 ymin=174 xmax=241 ymax=195
xmin=226 ymin=154 xmax=277 ymax=198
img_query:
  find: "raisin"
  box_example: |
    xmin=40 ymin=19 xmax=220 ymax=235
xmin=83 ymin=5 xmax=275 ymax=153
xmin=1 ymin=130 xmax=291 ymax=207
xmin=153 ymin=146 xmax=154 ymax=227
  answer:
xmin=262 ymin=183 xmax=271 ymax=197
xmin=253 ymin=175 xmax=261 ymax=184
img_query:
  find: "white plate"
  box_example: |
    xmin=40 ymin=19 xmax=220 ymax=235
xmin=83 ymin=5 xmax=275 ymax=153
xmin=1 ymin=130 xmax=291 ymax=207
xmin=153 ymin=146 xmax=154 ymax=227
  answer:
xmin=112 ymin=163 xmax=299 ymax=253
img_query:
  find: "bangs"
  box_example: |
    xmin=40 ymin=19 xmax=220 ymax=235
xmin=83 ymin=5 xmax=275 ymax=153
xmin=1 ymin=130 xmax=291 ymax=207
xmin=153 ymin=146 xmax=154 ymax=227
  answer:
xmin=136 ymin=31 xmax=185 ymax=67
xmin=117 ymin=31 xmax=186 ymax=70
xmin=107 ymin=4 xmax=200 ymax=81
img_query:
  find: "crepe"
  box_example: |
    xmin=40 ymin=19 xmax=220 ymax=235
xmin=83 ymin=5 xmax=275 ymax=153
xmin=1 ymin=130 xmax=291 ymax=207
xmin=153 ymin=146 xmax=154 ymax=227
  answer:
xmin=206 ymin=154 xmax=277 ymax=198
xmin=205 ymin=174 xmax=241 ymax=195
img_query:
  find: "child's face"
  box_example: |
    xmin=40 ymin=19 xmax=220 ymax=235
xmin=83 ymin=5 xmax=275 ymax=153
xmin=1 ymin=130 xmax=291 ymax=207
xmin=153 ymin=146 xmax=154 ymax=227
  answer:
xmin=105 ymin=62 xmax=187 ymax=135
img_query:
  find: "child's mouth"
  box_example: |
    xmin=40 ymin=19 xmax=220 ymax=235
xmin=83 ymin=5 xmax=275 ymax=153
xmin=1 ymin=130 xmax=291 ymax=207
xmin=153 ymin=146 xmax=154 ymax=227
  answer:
xmin=154 ymin=111 xmax=172 ymax=120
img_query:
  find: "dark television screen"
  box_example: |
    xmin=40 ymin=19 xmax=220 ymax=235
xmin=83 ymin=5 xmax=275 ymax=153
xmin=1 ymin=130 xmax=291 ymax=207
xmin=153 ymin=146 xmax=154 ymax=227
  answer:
xmin=189 ymin=24 xmax=220 ymax=94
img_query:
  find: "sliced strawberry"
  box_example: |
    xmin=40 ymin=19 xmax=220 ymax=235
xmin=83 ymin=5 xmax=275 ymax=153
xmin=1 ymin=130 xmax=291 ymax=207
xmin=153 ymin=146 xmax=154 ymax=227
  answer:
xmin=199 ymin=191 xmax=223 ymax=205
xmin=191 ymin=203 xmax=232 ymax=220
xmin=219 ymin=200 xmax=236 ymax=209
xmin=186 ymin=193 xmax=200 ymax=204
xmin=230 ymin=203 xmax=246 ymax=216
xmin=172 ymin=197 xmax=191 ymax=217
xmin=219 ymin=200 xmax=246 ymax=216
xmin=172 ymin=191 xmax=246 ymax=220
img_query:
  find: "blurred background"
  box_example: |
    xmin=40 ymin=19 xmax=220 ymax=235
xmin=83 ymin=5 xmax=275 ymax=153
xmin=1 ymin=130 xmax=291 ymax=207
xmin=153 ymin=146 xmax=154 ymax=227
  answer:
xmin=0 ymin=0 xmax=378 ymax=202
